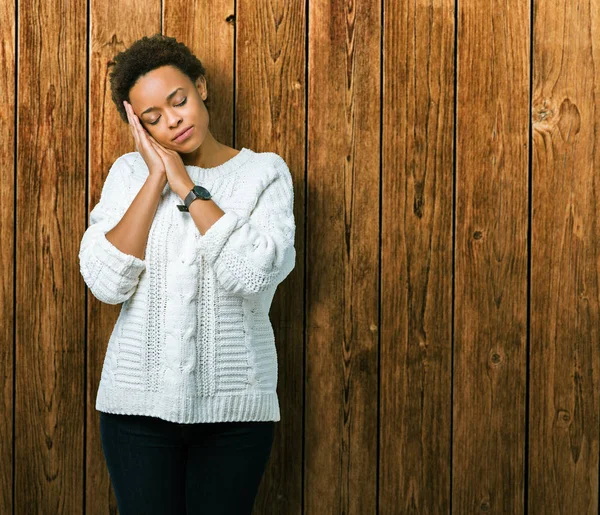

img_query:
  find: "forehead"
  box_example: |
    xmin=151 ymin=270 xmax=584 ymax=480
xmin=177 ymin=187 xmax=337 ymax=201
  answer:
xmin=129 ymin=65 xmax=190 ymax=105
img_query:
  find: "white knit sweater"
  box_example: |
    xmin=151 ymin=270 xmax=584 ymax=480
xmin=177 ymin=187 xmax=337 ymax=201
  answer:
xmin=79 ymin=147 xmax=295 ymax=423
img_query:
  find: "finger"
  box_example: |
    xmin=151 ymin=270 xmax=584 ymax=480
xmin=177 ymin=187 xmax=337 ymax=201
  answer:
xmin=132 ymin=113 xmax=154 ymax=146
xmin=124 ymin=101 xmax=132 ymax=126
xmin=125 ymin=101 xmax=140 ymax=131
xmin=143 ymin=129 xmax=165 ymax=151
xmin=123 ymin=102 xmax=137 ymax=144
xmin=145 ymin=131 xmax=161 ymax=148
xmin=124 ymin=103 xmax=141 ymax=151
xmin=142 ymin=129 xmax=163 ymax=153
xmin=124 ymin=100 xmax=135 ymax=124
xmin=127 ymin=104 xmax=149 ymax=153
xmin=124 ymin=101 xmax=135 ymax=131
xmin=138 ymin=120 xmax=159 ymax=150
xmin=125 ymin=107 xmax=165 ymax=159
xmin=149 ymin=137 xmax=168 ymax=158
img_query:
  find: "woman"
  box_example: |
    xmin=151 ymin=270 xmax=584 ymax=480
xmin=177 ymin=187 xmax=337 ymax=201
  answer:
xmin=78 ymin=33 xmax=296 ymax=514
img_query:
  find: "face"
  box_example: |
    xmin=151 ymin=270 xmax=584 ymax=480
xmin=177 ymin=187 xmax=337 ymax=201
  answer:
xmin=128 ymin=64 xmax=209 ymax=151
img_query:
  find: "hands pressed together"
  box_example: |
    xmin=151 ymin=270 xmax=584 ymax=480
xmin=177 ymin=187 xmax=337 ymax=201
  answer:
xmin=123 ymin=100 xmax=194 ymax=199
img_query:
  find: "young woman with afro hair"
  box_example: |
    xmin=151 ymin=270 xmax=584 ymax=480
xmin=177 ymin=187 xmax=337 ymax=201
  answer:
xmin=80 ymin=33 xmax=296 ymax=514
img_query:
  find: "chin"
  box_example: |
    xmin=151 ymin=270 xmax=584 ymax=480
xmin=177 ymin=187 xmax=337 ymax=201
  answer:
xmin=179 ymin=141 xmax=202 ymax=154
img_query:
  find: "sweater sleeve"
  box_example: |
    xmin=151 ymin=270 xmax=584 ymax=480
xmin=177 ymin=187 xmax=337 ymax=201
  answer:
xmin=197 ymin=154 xmax=296 ymax=297
xmin=78 ymin=155 xmax=146 ymax=305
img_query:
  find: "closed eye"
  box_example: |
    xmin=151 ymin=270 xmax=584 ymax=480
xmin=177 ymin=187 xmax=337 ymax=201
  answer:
xmin=148 ymin=98 xmax=187 ymax=125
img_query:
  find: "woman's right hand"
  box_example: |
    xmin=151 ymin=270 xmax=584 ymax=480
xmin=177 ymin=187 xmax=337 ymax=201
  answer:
xmin=123 ymin=100 xmax=167 ymax=183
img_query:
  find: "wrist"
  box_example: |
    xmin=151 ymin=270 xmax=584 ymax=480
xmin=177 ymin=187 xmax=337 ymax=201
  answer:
xmin=176 ymin=180 xmax=195 ymax=200
xmin=146 ymin=172 xmax=166 ymax=189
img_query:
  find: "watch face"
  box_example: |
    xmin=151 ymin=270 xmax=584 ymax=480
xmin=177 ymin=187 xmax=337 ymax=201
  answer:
xmin=192 ymin=185 xmax=212 ymax=200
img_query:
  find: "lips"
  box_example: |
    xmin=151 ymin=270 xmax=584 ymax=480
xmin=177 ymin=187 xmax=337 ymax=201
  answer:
xmin=173 ymin=126 xmax=193 ymax=141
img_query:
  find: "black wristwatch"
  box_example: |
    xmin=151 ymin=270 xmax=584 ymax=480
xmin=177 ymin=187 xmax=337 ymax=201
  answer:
xmin=177 ymin=185 xmax=212 ymax=212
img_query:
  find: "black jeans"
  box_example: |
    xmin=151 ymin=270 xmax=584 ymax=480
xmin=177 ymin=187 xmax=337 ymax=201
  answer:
xmin=99 ymin=411 xmax=276 ymax=515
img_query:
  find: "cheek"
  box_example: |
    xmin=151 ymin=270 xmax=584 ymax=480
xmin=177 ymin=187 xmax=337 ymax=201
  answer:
xmin=198 ymin=108 xmax=210 ymax=130
xmin=143 ymin=124 xmax=166 ymax=144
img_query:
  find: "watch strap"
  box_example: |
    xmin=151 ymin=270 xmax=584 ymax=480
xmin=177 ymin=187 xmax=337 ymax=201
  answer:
xmin=177 ymin=185 xmax=211 ymax=212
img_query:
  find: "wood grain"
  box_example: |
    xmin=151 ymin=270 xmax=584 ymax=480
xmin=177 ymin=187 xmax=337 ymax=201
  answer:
xmin=235 ymin=1 xmax=306 ymax=512
xmin=0 ymin=0 xmax=15 ymax=512
xmin=164 ymin=0 xmax=235 ymax=147
xmin=306 ymin=0 xmax=381 ymax=513
xmin=453 ymin=0 xmax=530 ymax=512
xmin=16 ymin=0 xmax=87 ymax=511
xmin=530 ymin=0 xmax=600 ymax=512
xmin=6 ymin=0 xmax=600 ymax=512
xmin=86 ymin=1 xmax=160 ymax=513
xmin=380 ymin=0 xmax=455 ymax=512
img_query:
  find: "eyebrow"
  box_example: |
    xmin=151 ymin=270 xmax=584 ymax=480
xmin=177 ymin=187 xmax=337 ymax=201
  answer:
xmin=140 ymin=87 xmax=185 ymax=116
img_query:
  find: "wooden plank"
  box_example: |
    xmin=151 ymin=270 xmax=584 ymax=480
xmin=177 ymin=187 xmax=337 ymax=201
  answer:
xmin=164 ymin=0 xmax=235 ymax=146
xmin=530 ymin=0 xmax=600 ymax=511
xmin=380 ymin=0 xmax=455 ymax=512
xmin=16 ymin=0 xmax=87 ymax=511
xmin=306 ymin=0 xmax=381 ymax=512
xmin=0 ymin=0 xmax=15 ymax=512
xmin=86 ymin=2 xmax=161 ymax=513
xmin=453 ymin=0 xmax=529 ymax=512
xmin=235 ymin=1 xmax=306 ymax=512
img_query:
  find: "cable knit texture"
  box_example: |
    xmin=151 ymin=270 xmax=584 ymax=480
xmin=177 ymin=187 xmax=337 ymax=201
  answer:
xmin=79 ymin=147 xmax=295 ymax=423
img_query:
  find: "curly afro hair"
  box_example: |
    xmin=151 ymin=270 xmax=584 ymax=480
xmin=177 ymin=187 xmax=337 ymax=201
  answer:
xmin=109 ymin=33 xmax=209 ymax=124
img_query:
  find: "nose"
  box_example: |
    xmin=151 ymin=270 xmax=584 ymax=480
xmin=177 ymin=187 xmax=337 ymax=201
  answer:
xmin=167 ymin=109 xmax=183 ymax=128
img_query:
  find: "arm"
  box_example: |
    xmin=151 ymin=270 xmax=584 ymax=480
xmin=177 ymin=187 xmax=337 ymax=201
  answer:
xmin=105 ymin=172 xmax=166 ymax=260
xmin=78 ymin=155 xmax=164 ymax=304
xmin=197 ymin=155 xmax=296 ymax=297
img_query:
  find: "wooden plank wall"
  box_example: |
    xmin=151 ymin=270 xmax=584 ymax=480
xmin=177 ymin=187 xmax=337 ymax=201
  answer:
xmin=3 ymin=0 xmax=599 ymax=513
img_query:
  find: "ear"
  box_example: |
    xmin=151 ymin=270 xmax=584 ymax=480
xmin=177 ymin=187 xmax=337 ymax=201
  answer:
xmin=195 ymin=76 xmax=207 ymax=100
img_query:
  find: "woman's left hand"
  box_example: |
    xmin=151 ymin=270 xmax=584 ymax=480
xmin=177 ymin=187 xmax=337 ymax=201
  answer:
xmin=146 ymin=134 xmax=194 ymax=199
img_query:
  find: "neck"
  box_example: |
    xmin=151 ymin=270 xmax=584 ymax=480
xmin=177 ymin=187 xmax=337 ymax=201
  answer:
xmin=180 ymin=132 xmax=224 ymax=168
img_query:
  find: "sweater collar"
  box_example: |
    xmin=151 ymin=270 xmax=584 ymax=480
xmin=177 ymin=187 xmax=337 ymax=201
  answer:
xmin=184 ymin=147 xmax=252 ymax=183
